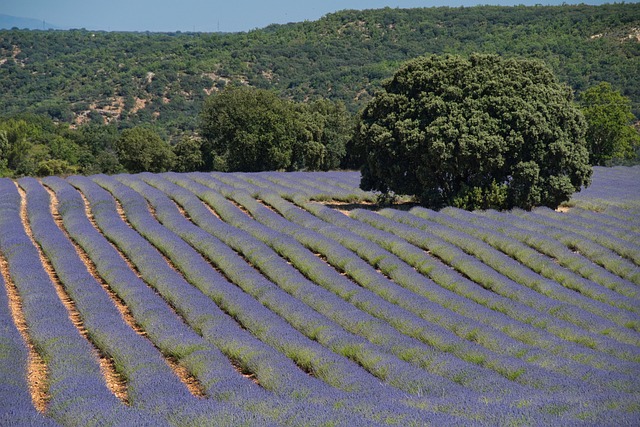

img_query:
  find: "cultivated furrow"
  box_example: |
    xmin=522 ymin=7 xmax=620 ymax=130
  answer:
xmin=0 ymin=179 xmax=162 ymax=426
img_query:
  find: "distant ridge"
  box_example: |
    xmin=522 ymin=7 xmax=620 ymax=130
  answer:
xmin=0 ymin=4 xmax=638 ymax=138
xmin=0 ymin=14 xmax=61 ymax=30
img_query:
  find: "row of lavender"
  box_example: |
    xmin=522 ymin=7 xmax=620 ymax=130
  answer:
xmin=211 ymin=168 xmax=640 ymax=419
xmin=0 ymin=166 xmax=638 ymax=425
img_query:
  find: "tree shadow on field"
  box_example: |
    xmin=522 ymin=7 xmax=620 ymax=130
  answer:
xmin=319 ymin=200 xmax=420 ymax=215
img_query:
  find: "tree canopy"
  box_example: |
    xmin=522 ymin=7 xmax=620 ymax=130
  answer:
xmin=172 ymin=136 xmax=205 ymax=173
xmin=1 ymin=4 xmax=638 ymax=178
xmin=580 ymin=82 xmax=640 ymax=166
xmin=356 ymin=53 xmax=593 ymax=210
xmin=0 ymin=115 xmax=81 ymax=177
xmin=115 ymin=127 xmax=175 ymax=173
xmin=199 ymin=87 xmax=301 ymax=172
xmin=199 ymin=86 xmax=351 ymax=172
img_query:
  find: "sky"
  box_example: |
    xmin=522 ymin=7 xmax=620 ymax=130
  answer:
xmin=1 ymin=0 xmax=618 ymax=33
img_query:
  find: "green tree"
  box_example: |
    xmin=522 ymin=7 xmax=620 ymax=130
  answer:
xmin=355 ymin=54 xmax=592 ymax=210
xmin=35 ymin=159 xmax=78 ymax=177
xmin=72 ymin=123 xmax=122 ymax=174
xmin=0 ymin=118 xmax=42 ymax=176
xmin=200 ymin=86 xmax=310 ymax=172
xmin=580 ymin=82 xmax=640 ymax=165
xmin=199 ymin=87 xmax=299 ymax=171
xmin=115 ymin=127 xmax=175 ymax=173
xmin=0 ymin=130 xmax=10 ymax=176
xmin=291 ymin=100 xmax=354 ymax=171
xmin=172 ymin=136 xmax=204 ymax=172
xmin=92 ymin=150 xmax=124 ymax=175
xmin=305 ymin=99 xmax=353 ymax=170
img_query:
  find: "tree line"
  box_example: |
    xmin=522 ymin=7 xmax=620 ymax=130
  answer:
xmin=1 ymin=77 xmax=638 ymax=180
xmin=0 ymin=90 xmax=355 ymax=177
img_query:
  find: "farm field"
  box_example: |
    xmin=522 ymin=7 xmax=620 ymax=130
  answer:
xmin=0 ymin=166 xmax=639 ymax=426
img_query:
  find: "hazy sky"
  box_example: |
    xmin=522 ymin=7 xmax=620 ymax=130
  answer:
xmin=1 ymin=0 xmax=617 ymax=33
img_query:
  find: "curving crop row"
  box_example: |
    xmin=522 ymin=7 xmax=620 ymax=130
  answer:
xmin=90 ymin=174 xmax=456 ymax=426
xmin=0 ymin=247 xmax=58 ymax=426
xmin=19 ymin=177 xmax=205 ymax=416
xmin=563 ymin=206 xmax=640 ymax=236
xmin=170 ymin=175 xmax=556 ymax=396
xmin=535 ymin=206 xmax=640 ymax=244
xmin=236 ymin=187 xmax=640 ymax=393
xmin=349 ymin=208 xmax=640 ymax=360
xmin=188 ymin=175 xmax=630 ymax=395
xmin=66 ymin=177 xmax=357 ymax=415
xmin=41 ymin=177 xmax=293 ymax=427
xmin=146 ymin=173 xmax=616 ymax=425
xmin=169 ymin=175 xmax=507 ymax=395
xmin=376 ymin=208 xmax=639 ymax=329
xmin=513 ymin=208 xmax=640 ymax=266
xmin=437 ymin=207 xmax=640 ymax=292
xmin=0 ymin=179 xmax=164 ymax=426
xmin=294 ymin=198 xmax=640 ymax=370
xmin=482 ymin=208 xmax=640 ymax=283
xmin=42 ymin=177 xmax=234 ymax=398
xmin=100 ymin=175 xmax=388 ymax=396
xmin=1 ymin=167 xmax=638 ymax=426
xmin=128 ymin=174 xmax=490 ymax=407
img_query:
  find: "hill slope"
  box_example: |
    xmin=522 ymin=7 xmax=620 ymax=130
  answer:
xmin=0 ymin=4 xmax=638 ymax=139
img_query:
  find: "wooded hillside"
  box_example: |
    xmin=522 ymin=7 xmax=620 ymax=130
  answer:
xmin=1 ymin=4 xmax=638 ymax=140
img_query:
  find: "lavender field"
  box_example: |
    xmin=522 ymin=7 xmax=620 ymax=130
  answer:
xmin=0 ymin=166 xmax=639 ymax=426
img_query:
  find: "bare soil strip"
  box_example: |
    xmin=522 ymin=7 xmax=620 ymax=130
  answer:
xmin=194 ymin=196 xmax=223 ymax=221
xmin=131 ymin=184 xmax=316 ymax=385
xmin=174 ymin=203 xmax=193 ymax=220
xmin=166 ymin=355 xmax=207 ymax=398
xmin=0 ymin=251 xmax=49 ymax=412
xmin=227 ymin=198 xmax=253 ymax=217
xmin=255 ymin=199 xmax=278 ymax=214
xmin=16 ymin=183 xmax=129 ymax=404
xmin=195 ymin=199 xmax=264 ymax=274
xmin=200 ymin=198 xmax=224 ymax=221
xmin=229 ymin=359 xmax=261 ymax=385
xmin=255 ymin=199 xmax=382 ymax=284
xmin=147 ymin=197 xmax=260 ymax=334
xmin=78 ymin=191 xmax=146 ymax=284
xmin=159 ymin=198 xmax=258 ymax=324
xmin=74 ymin=188 xmax=207 ymax=398
xmin=315 ymin=200 xmax=379 ymax=217
xmin=140 ymin=200 xmax=216 ymax=287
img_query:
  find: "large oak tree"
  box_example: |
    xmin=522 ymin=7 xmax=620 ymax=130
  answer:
xmin=355 ymin=54 xmax=592 ymax=210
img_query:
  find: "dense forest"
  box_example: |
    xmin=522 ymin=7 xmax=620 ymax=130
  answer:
xmin=0 ymin=3 xmax=639 ymax=176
